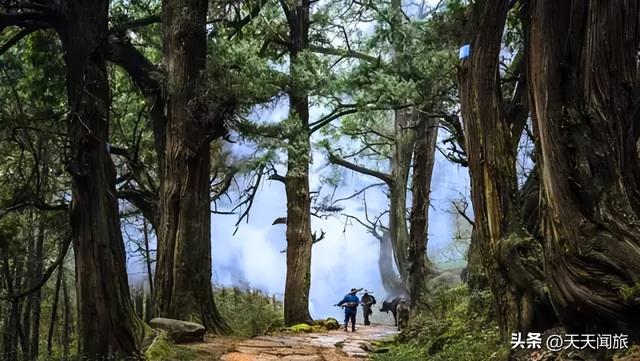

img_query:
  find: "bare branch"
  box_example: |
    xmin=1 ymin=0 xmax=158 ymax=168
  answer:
xmin=280 ymin=228 xmax=325 ymax=253
xmin=328 ymin=152 xmax=393 ymax=186
xmin=312 ymin=229 xmax=326 ymax=243
xmin=232 ymin=165 xmax=265 ymax=231
xmin=0 ymin=11 xmax=53 ymax=33
xmin=452 ymin=198 xmax=474 ymax=226
xmin=331 ymin=182 xmax=385 ymax=204
xmin=272 ymin=217 xmax=287 ymax=225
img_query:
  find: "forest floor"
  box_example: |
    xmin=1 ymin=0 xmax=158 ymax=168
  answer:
xmin=187 ymin=324 xmax=398 ymax=361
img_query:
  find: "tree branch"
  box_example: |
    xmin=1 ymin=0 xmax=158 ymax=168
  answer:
xmin=0 ymin=26 xmax=39 ymax=55
xmin=105 ymin=34 xmax=166 ymax=163
xmin=1 ymin=235 xmax=71 ymax=301
xmin=211 ymin=167 xmax=238 ymax=201
xmin=225 ymin=0 xmax=269 ymax=39
xmin=309 ymin=106 xmax=359 ymax=134
xmin=328 ymin=153 xmax=393 ymax=186
xmin=452 ymin=199 xmax=474 ymax=226
xmin=331 ymin=182 xmax=385 ymax=204
xmin=0 ymin=200 xmax=68 ymax=220
xmin=112 ymin=15 xmax=161 ymax=34
xmin=118 ymin=188 xmax=158 ymax=229
xmin=308 ymin=45 xmax=379 ymax=64
xmin=0 ymin=12 xmax=53 ymax=33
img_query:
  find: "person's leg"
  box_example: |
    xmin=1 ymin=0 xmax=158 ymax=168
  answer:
xmin=363 ymin=306 xmax=370 ymax=325
xmin=344 ymin=312 xmax=349 ymax=331
xmin=350 ymin=312 xmax=356 ymax=332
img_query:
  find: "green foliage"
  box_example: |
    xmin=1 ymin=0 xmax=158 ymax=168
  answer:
xmin=214 ymin=288 xmax=284 ymax=337
xmin=282 ymin=318 xmax=340 ymax=334
xmin=145 ymin=332 xmax=197 ymax=361
xmin=210 ymin=33 xmax=287 ymax=110
xmin=289 ymin=323 xmax=315 ymax=333
xmin=620 ymin=281 xmax=640 ymax=302
xmin=313 ymin=0 xmax=463 ymax=190
xmin=109 ymin=0 xmax=162 ymax=62
xmin=375 ymin=285 xmax=508 ymax=361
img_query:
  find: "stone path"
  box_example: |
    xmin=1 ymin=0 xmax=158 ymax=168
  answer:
xmin=188 ymin=324 xmax=398 ymax=361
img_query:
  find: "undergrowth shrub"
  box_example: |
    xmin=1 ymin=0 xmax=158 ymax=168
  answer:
xmin=375 ymin=284 xmax=508 ymax=361
xmin=214 ymin=287 xmax=284 ymax=337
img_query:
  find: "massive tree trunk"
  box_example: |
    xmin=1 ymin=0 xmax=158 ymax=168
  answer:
xmin=408 ymin=115 xmax=439 ymax=303
xmin=389 ymin=110 xmax=414 ymax=287
xmin=57 ymin=1 xmax=142 ymax=357
xmin=529 ymin=0 xmax=640 ymax=336
xmin=155 ymin=0 xmax=229 ymax=333
xmin=281 ymin=0 xmax=314 ymax=325
xmin=459 ymin=0 xmax=552 ymax=338
xmin=283 ymin=132 xmax=314 ymax=325
xmin=387 ymin=0 xmax=415 ymax=289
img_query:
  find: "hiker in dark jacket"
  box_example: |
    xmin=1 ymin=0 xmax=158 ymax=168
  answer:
xmin=335 ymin=288 xmax=361 ymax=332
xmin=361 ymin=291 xmax=376 ymax=325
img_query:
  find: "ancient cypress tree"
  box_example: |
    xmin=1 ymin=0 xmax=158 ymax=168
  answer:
xmin=528 ymin=0 xmax=640 ymax=336
xmin=60 ymin=1 xmax=143 ymax=356
xmin=408 ymin=114 xmax=439 ymax=303
xmin=459 ymin=0 xmax=553 ymax=337
xmin=0 ymin=0 xmax=156 ymax=357
xmin=279 ymin=0 xmax=315 ymax=325
xmin=154 ymin=0 xmax=230 ymax=333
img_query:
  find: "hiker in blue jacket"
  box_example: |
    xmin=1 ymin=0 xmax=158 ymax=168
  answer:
xmin=335 ymin=288 xmax=361 ymax=332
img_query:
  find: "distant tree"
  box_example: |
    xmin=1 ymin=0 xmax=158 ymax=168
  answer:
xmin=320 ymin=0 xmax=457 ymax=301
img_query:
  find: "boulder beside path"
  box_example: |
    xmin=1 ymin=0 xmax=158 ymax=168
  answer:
xmin=149 ymin=317 xmax=206 ymax=343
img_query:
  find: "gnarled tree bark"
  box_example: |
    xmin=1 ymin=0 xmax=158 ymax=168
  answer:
xmin=154 ymin=0 xmax=230 ymax=333
xmin=459 ymin=0 xmax=553 ymax=338
xmin=408 ymin=115 xmax=439 ymax=304
xmin=529 ymin=0 xmax=640 ymax=336
xmin=58 ymin=0 xmax=142 ymax=357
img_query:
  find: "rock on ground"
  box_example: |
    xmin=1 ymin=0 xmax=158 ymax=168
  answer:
xmin=150 ymin=317 xmax=206 ymax=343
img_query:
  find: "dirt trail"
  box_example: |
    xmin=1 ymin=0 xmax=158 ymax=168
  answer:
xmin=188 ymin=324 xmax=398 ymax=361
